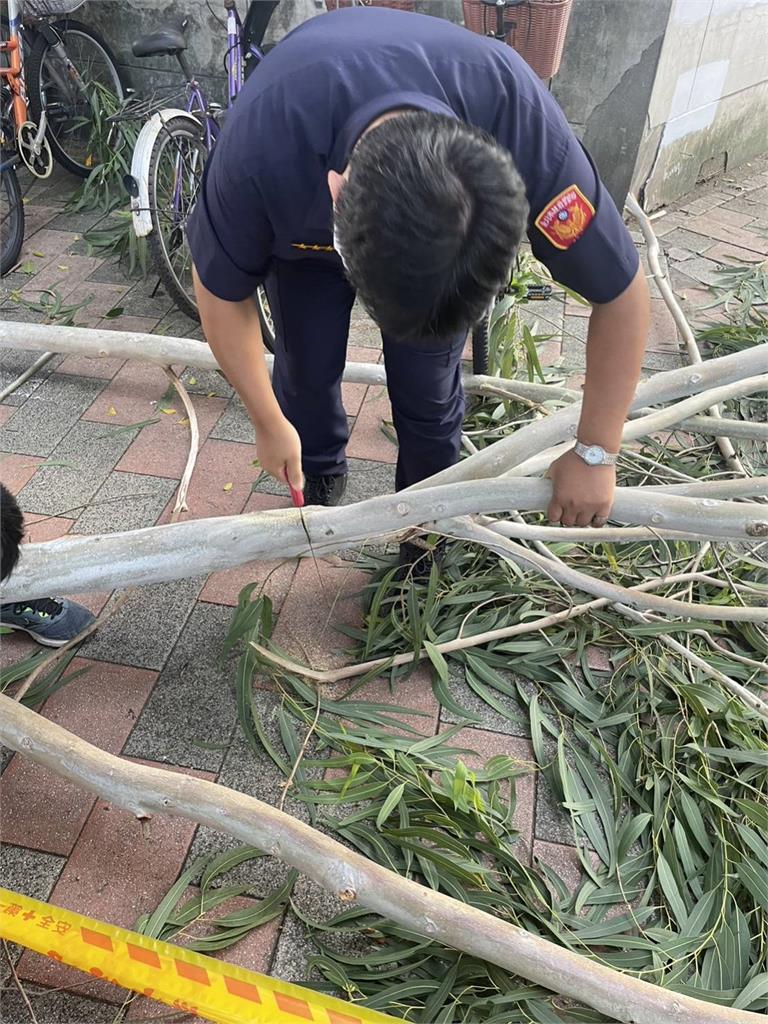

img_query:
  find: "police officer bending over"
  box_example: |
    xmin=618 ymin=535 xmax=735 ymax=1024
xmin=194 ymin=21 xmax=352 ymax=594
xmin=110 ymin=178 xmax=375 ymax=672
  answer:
xmin=188 ymin=7 xmax=649 ymax=570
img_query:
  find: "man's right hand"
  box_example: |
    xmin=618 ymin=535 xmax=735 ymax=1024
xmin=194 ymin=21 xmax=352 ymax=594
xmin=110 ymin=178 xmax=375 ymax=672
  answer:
xmin=256 ymin=414 xmax=304 ymax=492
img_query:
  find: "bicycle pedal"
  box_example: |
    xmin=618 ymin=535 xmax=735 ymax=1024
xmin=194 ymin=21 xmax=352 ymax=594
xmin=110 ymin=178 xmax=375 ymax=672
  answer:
xmin=525 ymin=284 xmax=553 ymax=301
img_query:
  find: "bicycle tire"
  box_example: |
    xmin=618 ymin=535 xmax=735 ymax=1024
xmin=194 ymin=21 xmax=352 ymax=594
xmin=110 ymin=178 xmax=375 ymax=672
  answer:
xmin=1 ymin=163 xmax=25 ymax=276
xmin=27 ymin=18 xmax=126 ymax=178
xmin=471 ymin=306 xmax=491 ymax=376
xmin=146 ymin=116 xmax=275 ymax=350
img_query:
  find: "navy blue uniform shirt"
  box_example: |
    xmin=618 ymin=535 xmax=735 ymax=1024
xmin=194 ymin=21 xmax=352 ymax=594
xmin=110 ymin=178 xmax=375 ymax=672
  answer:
xmin=187 ymin=7 xmax=639 ymax=308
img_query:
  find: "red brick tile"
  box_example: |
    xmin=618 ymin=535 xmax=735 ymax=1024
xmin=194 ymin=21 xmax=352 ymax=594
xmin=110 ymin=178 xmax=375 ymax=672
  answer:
xmin=155 ymin=437 xmax=259 ymax=520
xmin=126 ymin=891 xmax=281 ymax=1021
xmin=66 ymin=281 xmax=131 ymax=319
xmin=22 ymin=512 xmax=74 ymax=543
xmin=536 ymin=339 xmax=562 ymax=365
xmin=533 ymin=840 xmax=583 ymax=893
xmin=683 ymin=216 xmax=768 ymax=255
xmin=17 ymin=760 xmax=214 ymax=1002
xmin=273 ymin=561 xmax=368 ymax=671
xmin=0 ymin=659 xmax=158 ymax=855
xmin=705 ymin=241 xmax=765 ymax=265
xmin=19 ymin=227 xmax=79 ymax=265
xmin=0 ymin=405 xmax=17 ymax=427
xmin=331 ymin=662 xmax=439 ymax=736
xmin=439 ymin=726 xmax=536 ymax=862
xmin=57 ymin=353 xmax=126 ymax=379
xmin=0 ymin=631 xmax=40 ymax=669
xmin=347 ymin=387 xmax=398 ymax=464
xmin=21 ymin=254 xmax=102 ymax=298
xmin=646 ymin=298 xmax=680 ymax=353
xmin=117 ymin=397 xmax=229 ymax=483
xmin=0 ymin=453 xmax=43 ymax=492
xmin=200 ymin=492 xmax=297 ymax=608
xmin=82 ymin=361 xmax=175 ymax=426
xmin=100 ymin=315 xmax=162 ymax=335
xmin=347 ymin=345 xmax=381 ymax=365
xmin=585 ymin=645 xmax=611 ymax=672
xmin=342 ymin=381 xmax=367 ymax=417
xmin=706 ymin=206 xmax=758 ymax=229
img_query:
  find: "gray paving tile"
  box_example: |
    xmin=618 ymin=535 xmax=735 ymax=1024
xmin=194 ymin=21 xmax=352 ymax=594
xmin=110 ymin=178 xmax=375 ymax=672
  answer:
xmin=184 ymin=690 xmax=317 ymax=893
xmin=82 ymin=576 xmax=204 ymax=672
xmin=672 ymin=256 xmax=723 ymax=287
xmin=0 ymin=989 xmax=118 ymax=1023
xmin=641 ymin=349 xmax=683 ymax=372
xmin=0 ymin=348 xmax=62 ymax=407
xmin=71 ymin=472 xmax=178 ymax=535
xmin=154 ymin=308 xmax=201 ymax=340
xmin=121 ymin=600 xmax=235 ymax=764
xmin=210 ymin=396 xmax=254 ymax=444
xmin=534 ymin=768 xmax=578 ymax=846
xmin=85 ymin=257 xmax=136 ymax=285
xmin=0 ymin=374 xmax=106 ymax=456
xmin=0 ymin=844 xmax=64 ymax=900
xmin=271 ymin=876 xmax=370 ymax=986
xmin=661 ymin=227 xmax=715 ymax=255
xmin=252 ymin=457 xmax=396 ymax=504
xmin=180 ymin=366 xmax=233 ymax=399
xmin=439 ymin=662 xmax=531 ymax=737
xmin=119 ymin=281 xmax=174 ymax=319
xmin=518 ymin=297 xmax=565 ymax=336
xmin=15 ymin=420 xmax=137 ymax=517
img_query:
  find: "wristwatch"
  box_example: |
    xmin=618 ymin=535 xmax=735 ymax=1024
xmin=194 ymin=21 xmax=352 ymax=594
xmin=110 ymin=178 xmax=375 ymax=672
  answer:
xmin=573 ymin=442 xmax=618 ymax=467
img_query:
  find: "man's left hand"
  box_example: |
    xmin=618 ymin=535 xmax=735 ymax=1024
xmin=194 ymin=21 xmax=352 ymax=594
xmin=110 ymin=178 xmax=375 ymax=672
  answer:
xmin=546 ymin=449 xmax=615 ymax=528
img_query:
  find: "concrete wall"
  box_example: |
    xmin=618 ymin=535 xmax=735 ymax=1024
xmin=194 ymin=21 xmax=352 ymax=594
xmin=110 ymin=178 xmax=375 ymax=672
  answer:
xmin=632 ymin=0 xmax=768 ymax=209
xmin=552 ymin=0 xmax=672 ymax=204
xmin=80 ymin=0 xmax=766 ymax=209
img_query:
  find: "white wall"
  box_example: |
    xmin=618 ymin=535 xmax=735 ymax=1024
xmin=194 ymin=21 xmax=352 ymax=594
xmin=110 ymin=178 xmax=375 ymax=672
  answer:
xmin=632 ymin=0 xmax=768 ymax=207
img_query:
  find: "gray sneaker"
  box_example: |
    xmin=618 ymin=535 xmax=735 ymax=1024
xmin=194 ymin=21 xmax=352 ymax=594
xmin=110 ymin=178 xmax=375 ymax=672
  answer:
xmin=0 ymin=598 xmax=95 ymax=647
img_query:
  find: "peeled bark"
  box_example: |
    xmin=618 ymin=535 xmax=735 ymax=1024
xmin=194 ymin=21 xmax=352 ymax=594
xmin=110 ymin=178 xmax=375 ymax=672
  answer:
xmin=2 ymin=480 xmax=766 ymax=603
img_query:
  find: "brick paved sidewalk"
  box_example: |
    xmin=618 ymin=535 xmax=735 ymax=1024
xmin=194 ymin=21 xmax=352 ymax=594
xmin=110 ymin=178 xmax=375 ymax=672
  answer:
xmin=1 ymin=155 xmax=767 ymax=1023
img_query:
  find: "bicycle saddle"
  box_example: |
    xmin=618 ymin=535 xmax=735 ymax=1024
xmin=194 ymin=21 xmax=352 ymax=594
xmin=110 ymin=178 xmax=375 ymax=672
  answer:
xmin=132 ymin=19 xmax=189 ymax=58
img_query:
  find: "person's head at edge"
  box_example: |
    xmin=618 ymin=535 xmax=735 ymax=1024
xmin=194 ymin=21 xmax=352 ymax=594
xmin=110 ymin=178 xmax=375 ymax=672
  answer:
xmin=0 ymin=483 xmax=24 ymax=583
xmin=329 ymin=111 xmax=529 ymax=342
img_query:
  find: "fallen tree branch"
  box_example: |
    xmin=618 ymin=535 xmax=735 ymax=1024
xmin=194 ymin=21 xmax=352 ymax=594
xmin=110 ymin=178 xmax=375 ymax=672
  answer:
xmin=0 ymin=695 xmax=761 ymax=1024
xmin=508 ymin=372 xmax=768 ymax=478
xmin=0 ymin=350 xmax=57 ymax=403
xmin=442 ymin=519 xmax=768 ymax=719
xmin=409 ymin=343 xmax=768 ymax=488
xmin=248 ymin=564 xmax=745 ymax=685
xmin=626 ymin=193 xmax=746 ymax=475
xmin=163 ymin=367 xmax=199 ymax=519
xmin=2 ymin=481 xmax=766 ymax=602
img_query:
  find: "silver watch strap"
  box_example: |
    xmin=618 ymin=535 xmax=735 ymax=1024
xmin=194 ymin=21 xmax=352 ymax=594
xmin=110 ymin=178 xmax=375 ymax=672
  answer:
xmin=574 ymin=442 xmax=618 ymax=466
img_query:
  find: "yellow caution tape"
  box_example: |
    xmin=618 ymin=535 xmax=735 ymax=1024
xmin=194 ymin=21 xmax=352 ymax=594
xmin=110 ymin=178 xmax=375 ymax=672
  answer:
xmin=0 ymin=886 xmax=399 ymax=1024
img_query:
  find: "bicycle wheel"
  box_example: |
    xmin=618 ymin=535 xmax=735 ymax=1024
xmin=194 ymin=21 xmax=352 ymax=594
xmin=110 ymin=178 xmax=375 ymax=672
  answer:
xmin=471 ymin=305 xmax=491 ymax=376
xmin=147 ymin=115 xmax=276 ymax=350
xmin=1 ymin=163 xmax=25 ymax=276
xmin=27 ymin=18 xmax=125 ymax=178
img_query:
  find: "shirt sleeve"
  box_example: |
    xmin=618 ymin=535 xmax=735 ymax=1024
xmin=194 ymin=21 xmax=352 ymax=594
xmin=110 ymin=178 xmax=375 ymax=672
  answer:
xmin=527 ymin=137 xmax=639 ymax=305
xmin=186 ymin=128 xmax=274 ymax=302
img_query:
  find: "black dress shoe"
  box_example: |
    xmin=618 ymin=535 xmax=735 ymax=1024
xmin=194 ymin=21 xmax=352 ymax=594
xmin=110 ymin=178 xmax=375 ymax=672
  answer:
xmin=303 ymin=473 xmax=347 ymax=506
xmin=396 ymin=539 xmax=447 ymax=582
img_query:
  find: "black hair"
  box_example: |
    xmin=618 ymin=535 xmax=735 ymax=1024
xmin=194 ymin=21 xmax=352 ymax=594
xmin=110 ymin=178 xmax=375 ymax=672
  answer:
xmin=334 ymin=111 xmax=528 ymax=341
xmin=1 ymin=483 xmax=24 ymax=582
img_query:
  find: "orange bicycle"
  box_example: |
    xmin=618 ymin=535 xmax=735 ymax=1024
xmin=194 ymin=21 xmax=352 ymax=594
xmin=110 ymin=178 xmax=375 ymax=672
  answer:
xmin=1 ymin=0 xmax=125 ymax=179
xmin=0 ymin=0 xmax=53 ymax=178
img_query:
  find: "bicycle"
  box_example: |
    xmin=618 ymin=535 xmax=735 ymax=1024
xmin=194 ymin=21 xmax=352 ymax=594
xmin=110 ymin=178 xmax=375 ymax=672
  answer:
xmin=120 ymin=1 xmax=278 ymax=347
xmin=0 ymin=0 xmax=126 ymax=178
xmin=1 ymin=109 xmax=24 ymax=275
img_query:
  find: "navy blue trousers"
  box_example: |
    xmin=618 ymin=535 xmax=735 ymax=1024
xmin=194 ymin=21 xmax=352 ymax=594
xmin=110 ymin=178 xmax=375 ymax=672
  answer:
xmin=264 ymin=259 xmax=466 ymax=490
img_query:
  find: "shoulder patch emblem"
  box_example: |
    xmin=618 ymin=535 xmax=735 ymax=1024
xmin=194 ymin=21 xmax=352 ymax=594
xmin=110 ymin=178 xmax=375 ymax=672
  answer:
xmin=535 ymin=185 xmax=595 ymax=250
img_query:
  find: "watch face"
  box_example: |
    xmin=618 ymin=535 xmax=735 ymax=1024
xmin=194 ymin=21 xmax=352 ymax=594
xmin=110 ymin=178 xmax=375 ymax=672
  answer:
xmin=584 ymin=445 xmax=604 ymax=465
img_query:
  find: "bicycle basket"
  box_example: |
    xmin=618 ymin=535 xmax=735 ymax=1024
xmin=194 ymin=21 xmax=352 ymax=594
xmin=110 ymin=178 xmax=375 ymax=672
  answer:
xmin=23 ymin=0 xmax=86 ymax=17
xmin=462 ymin=0 xmax=573 ymax=79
